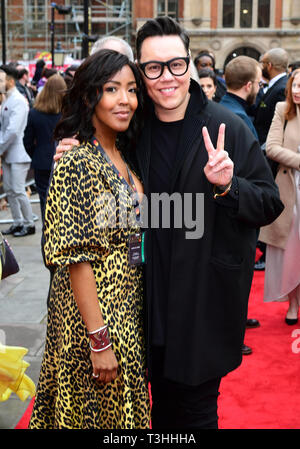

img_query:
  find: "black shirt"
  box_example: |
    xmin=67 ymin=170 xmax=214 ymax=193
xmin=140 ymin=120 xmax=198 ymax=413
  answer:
xmin=149 ymin=115 xmax=184 ymax=345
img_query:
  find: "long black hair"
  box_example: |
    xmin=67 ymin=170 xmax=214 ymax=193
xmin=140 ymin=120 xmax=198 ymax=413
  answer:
xmin=54 ymin=49 xmax=143 ymax=153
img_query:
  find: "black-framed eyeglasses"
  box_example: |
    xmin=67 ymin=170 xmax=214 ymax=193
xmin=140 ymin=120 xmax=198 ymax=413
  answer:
xmin=138 ymin=56 xmax=190 ymax=80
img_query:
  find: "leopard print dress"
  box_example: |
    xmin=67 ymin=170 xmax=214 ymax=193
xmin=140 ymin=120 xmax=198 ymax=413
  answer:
xmin=29 ymin=141 xmax=150 ymax=429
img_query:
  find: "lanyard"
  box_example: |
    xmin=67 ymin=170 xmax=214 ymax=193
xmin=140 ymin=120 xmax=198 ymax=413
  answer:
xmin=91 ymin=137 xmax=141 ymax=220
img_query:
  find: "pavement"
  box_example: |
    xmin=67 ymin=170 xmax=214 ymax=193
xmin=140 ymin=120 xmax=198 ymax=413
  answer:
xmin=0 ymin=192 xmax=49 ymax=429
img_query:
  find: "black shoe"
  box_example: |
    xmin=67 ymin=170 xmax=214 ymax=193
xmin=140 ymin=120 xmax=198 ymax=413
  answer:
xmin=254 ymin=260 xmax=265 ymax=271
xmin=242 ymin=344 xmax=252 ymax=355
xmin=246 ymin=318 xmax=260 ymax=329
xmin=13 ymin=225 xmax=36 ymax=237
xmin=1 ymin=225 xmax=23 ymax=235
xmin=285 ymin=317 xmax=298 ymax=325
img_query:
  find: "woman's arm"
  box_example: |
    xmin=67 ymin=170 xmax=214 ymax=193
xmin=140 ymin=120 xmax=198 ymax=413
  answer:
xmin=266 ymin=103 xmax=300 ymax=170
xmin=69 ymin=262 xmax=118 ymax=383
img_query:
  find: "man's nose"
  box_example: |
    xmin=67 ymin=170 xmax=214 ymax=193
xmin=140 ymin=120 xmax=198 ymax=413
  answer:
xmin=160 ymin=65 xmax=174 ymax=81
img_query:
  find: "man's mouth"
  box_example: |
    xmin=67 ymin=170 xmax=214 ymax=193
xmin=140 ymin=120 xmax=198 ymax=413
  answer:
xmin=159 ymin=87 xmax=177 ymax=95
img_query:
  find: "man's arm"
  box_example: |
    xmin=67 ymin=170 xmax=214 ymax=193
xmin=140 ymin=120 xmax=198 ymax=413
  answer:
xmin=0 ymin=99 xmax=28 ymax=154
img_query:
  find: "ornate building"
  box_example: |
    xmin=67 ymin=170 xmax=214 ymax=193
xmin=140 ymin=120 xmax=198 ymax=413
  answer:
xmin=134 ymin=0 xmax=300 ymax=70
xmin=1 ymin=1 xmax=300 ymax=66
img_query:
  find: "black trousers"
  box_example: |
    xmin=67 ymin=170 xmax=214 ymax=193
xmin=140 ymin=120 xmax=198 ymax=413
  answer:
xmin=150 ymin=346 xmax=221 ymax=429
xmin=34 ymin=168 xmax=51 ymax=222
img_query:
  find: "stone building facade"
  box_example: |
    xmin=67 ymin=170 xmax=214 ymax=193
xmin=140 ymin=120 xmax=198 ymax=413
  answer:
xmin=134 ymin=0 xmax=300 ymax=71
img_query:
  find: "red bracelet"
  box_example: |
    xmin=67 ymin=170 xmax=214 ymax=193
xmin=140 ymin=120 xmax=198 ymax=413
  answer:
xmin=88 ymin=325 xmax=111 ymax=352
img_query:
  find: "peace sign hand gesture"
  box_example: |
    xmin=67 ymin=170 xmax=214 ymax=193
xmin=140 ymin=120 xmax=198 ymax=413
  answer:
xmin=203 ymin=123 xmax=234 ymax=188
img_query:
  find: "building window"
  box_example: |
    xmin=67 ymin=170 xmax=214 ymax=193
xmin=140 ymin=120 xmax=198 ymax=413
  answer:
xmin=223 ymin=0 xmax=235 ymax=28
xmin=28 ymin=0 xmax=46 ymax=22
xmin=258 ymin=0 xmax=270 ymax=27
xmin=157 ymin=0 xmax=177 ymax=18
xmin=222 ymin=0 xmax=271 ymax=28
xmin=240 ymin=0 xmax=253 ymax=28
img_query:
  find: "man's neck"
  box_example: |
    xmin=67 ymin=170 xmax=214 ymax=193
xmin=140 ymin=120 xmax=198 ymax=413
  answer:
xmin=226 ymin=89 xmax=247 ymax=102
xmin=5 ymin=86 xmax=15 ymax=98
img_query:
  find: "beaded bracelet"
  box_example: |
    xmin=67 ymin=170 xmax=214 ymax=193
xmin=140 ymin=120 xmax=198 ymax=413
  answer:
xmin=88 ymin=325 xmax=112 ymax=353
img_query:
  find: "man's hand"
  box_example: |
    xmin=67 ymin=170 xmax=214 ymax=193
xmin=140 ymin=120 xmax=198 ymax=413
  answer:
xmin=54 ymin=137 xmax=79 ymax=162
xmin=203 ymin=123 xmax=234 ymax=187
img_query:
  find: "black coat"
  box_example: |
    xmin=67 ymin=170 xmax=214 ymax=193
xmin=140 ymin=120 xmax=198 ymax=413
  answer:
xmin=254 ymin=74 xmax=288 ymax=145
xmin=135 ymin=80 xmax=284 ymax=386
xmin=23 ymin=108 xmax=61 ymax=171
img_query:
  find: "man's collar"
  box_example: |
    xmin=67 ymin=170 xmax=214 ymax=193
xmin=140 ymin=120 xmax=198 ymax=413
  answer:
xmin=268 ymin=72 xmax=286 ymax=90
xmin=4 ymin=86 xmax=16 ymax=99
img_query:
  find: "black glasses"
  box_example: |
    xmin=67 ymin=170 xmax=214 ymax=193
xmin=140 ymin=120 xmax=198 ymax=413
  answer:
xmin=138 ymin=56 xmax=190 ymax=80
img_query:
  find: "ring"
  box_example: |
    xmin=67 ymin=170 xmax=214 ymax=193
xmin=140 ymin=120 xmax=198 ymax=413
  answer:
xmin=92 ymin=373 xmax=99 ymax=378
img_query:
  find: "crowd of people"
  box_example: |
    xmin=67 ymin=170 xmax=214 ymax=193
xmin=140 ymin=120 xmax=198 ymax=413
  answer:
xmin=0 ymin=15 xmax=299 ymax=429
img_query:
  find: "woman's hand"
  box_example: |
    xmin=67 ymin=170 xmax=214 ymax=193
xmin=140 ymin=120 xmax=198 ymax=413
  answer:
xmin=203 ymin=123 xmax=234 ymax=187
xmin=91 ymin=346 xmax=118 ymax=383
xmin=54 ymin=137 xmax=79 ymax=161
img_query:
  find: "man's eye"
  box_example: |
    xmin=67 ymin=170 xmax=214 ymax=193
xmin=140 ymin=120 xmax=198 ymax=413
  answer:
xmin=148 ymin=64 xmax=160 ymax=72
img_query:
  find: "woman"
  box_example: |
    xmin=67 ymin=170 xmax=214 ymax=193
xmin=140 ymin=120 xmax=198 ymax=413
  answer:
xmin=198 ymin=68 xmax=217 ymax=101
xmin=194 ymin=51 xmax=226 ymax=102
xmin=29 ymin=50 xmax=150 ymax=429
xmin=260 ymin=69 xmax=300 ymax=324
xmin=24 ymin=74 xmax=66 ymax=220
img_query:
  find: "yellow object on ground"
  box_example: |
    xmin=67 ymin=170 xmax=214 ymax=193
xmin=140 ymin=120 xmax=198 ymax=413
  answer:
xmin=0 ymin=344 xmax=36 ymax=402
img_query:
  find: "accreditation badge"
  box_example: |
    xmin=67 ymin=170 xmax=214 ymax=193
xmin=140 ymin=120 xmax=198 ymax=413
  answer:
xmin=128 ymin=232 xmax=146 ymax=265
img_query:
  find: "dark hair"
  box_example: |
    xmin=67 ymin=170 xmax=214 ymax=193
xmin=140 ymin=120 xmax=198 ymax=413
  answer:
xmin=54 ymin=49 xmax=143 ymax=153
xmin=0 ymin=65 xmax=18 ymax=81
xmin=194 ymin=51 xmax=215 ymax=70
xmin=197 ymin=69 xmax=217 ymax=85
xmin=32 ymin=59 xmax=46 ymax=85
xmin=136 ymin=16 xmax=189 ymax=61
xmin=17 ymin=68 xmax=29 ymax=80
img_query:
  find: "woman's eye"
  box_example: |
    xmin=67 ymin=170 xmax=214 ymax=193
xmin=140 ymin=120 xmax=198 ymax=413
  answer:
xmin=105 ymin=86 xmax=117 ymax=92
xmin=129 ymin=87 xmax=137 ymax=94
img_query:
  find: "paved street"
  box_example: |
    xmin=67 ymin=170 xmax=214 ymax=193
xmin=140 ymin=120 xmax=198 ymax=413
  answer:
xmin=0 ymin=193 xmax=49 ymax=429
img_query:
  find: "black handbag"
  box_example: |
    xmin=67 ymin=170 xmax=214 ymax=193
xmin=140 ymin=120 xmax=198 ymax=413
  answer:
xmin=0 ymin=232 xmax=20 ymax=279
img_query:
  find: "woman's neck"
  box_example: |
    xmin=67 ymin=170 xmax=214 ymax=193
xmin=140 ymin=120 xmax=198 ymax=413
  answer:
xmin=95 ymin=131 xmax=118 ymax=159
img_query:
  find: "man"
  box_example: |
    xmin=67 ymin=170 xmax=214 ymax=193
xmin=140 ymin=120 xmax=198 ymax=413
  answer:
xmin=220 ymin=56 xmax=261 ymax=139
xmin=0 ymin=65 xmax=35 ymax=237
xmin=254 ymin=47 xmax=288 ymax=146
xmin=16 ymin=65 xmax=35 ymax=108
xmin=90 ymin=35 xmax=134 ymax=61
xmin=220 ymin=55 xmax=264 ymax=355
xmin=254 ymin=47 xmax=288 ymax=270
xmin=56 ymin=18 xmax=283 ymax=429
xmin=134 ymin=17 xmax=283 ymax=429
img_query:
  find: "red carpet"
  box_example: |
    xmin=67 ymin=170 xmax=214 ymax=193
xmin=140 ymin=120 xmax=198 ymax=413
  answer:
xmin=15 ymin=271 xmax=300 ymax=429
xmin=219 ymin=270 xmax=300 ymax=429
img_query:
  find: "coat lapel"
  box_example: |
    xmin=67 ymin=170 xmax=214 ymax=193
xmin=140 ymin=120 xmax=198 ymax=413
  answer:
xmin=170 ymin=80 xmax=209 ymax=192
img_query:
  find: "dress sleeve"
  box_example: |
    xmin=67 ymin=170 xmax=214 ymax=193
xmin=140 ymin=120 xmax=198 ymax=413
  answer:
xmin=43 ymin=149 xmax=110 ymax=267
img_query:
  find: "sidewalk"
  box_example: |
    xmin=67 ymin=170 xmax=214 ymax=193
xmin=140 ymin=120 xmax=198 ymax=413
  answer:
xmin=0 ymin=194 xmax=49 ymax=429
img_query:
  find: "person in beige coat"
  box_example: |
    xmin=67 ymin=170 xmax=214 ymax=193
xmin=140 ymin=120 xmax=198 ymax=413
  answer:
xmin=260 ymin=68 xmax=300 ymax=324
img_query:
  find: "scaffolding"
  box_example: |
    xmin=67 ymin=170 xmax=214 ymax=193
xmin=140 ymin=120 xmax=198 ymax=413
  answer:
xmin=0 ymin=0 xmax=132 ymax=62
